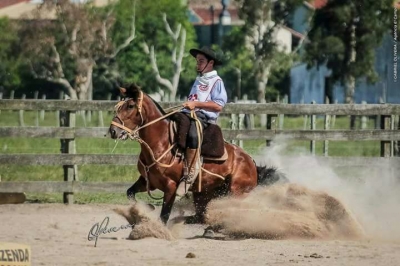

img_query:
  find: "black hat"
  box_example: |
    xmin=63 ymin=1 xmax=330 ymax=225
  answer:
xmin=189 ymin=46 xmax=223 ymax=65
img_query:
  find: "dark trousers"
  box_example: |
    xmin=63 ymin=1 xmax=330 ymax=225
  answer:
xmin=186 ymin=111 xmax=209 ymax=149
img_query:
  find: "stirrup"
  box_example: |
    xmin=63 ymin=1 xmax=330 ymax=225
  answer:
xmin=176 ymin=173 xmax=196 ymax=196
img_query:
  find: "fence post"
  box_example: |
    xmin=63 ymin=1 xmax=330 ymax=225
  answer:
xmin=301 ymin=97 xmax=308 ymax=130
xmin=396 ymin=115 xmax=400 ymax=157
xmin=380 ymin=111 xmax=391 ymax=157
xmin=238 ymin=113 xmax=244 ymax=148
xmin=361 ymin=101 xmax=367 ymax=129
xmin=60 ymin=104 xmax=77 ymax=204
xmin=331 ymin=99 xmax=337 ymax=128
xmin=40 ymin=94 xmax=46 ymax=121
xmin=279 ymin=94 xmax=287 ymax=130
xmin=266 ymin=114 xmax=277 ymax=147
xmin=18 ymin=94 xmax=26 ymax=127
xmin=310 ymin=101 xmax=316 ymax=155
xmin=34 ymin=91 xmax=39 ymax=126
xmin=0 ymin=92 xmax=2 ymax=114
xmin=230 ymin=113 xmax=237 ymax=145
xmin=56 ymin=91 xmax=64 ymax=126
xmin=323 ymin=97 xmax=330 ymax=156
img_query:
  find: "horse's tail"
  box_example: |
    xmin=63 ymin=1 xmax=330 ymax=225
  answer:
xmin=256 ymin=165 xmax=289 ymax=186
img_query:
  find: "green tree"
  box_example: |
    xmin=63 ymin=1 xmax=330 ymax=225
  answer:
xmin=232 ymin=0 xmax=304 ymax=103
xmin=113 ymin=0 xmax=197 ymax=100
xmin=0 ymin=18 xmax=22 ymax=93
xmin=304 ymin=0 xmax=397 ymax=103
xmin=18 ymin=0 xmax=136 ymax=100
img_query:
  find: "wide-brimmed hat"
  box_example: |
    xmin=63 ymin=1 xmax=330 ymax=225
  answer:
xmin=189 ymin=46 xmax=223 ymax=65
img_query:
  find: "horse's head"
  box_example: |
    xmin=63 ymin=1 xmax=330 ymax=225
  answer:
xmin=109 ymin=84 xmax=144 ymax=140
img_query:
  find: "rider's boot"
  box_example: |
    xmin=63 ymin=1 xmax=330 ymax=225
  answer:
xmin=176 ymin=148 xmax=200 ymax=197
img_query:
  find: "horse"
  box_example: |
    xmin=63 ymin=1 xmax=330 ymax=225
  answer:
xmin=108 ymin=84 xmax=286 ymax=225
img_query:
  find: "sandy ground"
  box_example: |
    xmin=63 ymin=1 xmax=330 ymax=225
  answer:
xmin=1 ymin=203 xmax=399 ymax=266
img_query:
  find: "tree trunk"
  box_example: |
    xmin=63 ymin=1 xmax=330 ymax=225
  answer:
xmin=344 ymin=75 xmax=355 ymax=104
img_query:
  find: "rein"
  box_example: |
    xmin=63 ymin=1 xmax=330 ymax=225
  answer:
xmin=111 ymin=92 xmax=182 ymax=200
xmin=111 ymin=93 xmax=224 ymax=199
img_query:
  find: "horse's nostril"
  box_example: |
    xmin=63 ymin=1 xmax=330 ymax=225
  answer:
xmin=110 ymin=129 xmax=117 ymax=138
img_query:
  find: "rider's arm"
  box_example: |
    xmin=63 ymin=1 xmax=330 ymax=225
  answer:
xmin=184 ymin=101 xmax=222 ymax=112
xmin=183 ymin=80 xmax=227 ymax=112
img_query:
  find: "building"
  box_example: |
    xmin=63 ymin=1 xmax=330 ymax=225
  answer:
xmin=187 ymin=0 xmax=302 ymax=54
xmin=290 ymin=1 xmax=400 ymax=104
xmin=0 ymin=0 xmax=111 ymax=19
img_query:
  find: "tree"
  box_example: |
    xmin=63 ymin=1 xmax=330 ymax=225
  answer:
xmin=234 ymin=0 xmax=304 ymax=103
xmin=304 ymin=0 xmax=396 ymax=103
xmin=19 ymin=0 xmax=136 ymax=100
xmin=221 ymin=26 xmax=299 ymax=102
xmin=142 ymin=13 xmax=186 ymax=100
xmin=113 ymin=0 xmax=197 ymax=100
xmin=0 ymin=18 xmax=22 ymax=93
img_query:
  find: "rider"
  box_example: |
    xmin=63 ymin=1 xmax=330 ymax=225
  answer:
xmin=176 ymin=46 xmax=228 ymax=196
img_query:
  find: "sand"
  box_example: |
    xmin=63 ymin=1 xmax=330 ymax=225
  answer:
xmin=0 ymin=196 xmax=399 ymax=265
xmin=1 ymin=146 xmax=399 ymax=265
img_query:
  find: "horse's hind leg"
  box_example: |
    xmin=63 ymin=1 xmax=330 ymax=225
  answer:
xmin=127 ymin=175 xmax=147 ymax=201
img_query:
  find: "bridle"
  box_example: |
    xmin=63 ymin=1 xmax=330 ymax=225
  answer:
xmin=111 ymin=91 xmax=144 ymax=138
xmin=110 ymin=91 xmax=224 ymax=198
xmin=110 ymin=91 xmax=182 ymax=200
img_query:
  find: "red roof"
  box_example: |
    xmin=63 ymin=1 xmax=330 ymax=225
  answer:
xmin=0 ymin=0 xmax=29 ymax=9
xmin=312 ymin=0 xmax=328 ymax=9
xmin=191 ymin=7 xmax=240 ymax=25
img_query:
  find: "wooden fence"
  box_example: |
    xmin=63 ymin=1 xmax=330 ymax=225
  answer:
xmin=1 ymin=99 xmax=400 ymax=203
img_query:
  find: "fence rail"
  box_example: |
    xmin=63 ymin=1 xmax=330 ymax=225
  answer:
xmin=1 ymin=99 xmax=400 ymax=115
xmin=1 ymin=99 xmax=399 ymax=203
xmin=1 ymin=154 xmax=399 ymax=167
xmin=1 ymin=126 xmax=400 ymax=140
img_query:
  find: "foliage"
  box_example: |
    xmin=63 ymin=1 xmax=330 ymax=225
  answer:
xmin=112 ymin=0 xmax=197 ymax=98
xmin=220 ymin=9 xmax=300 ymax=102
xmin=4 ymin=0 xmax=197 ymax=100
xmin=0 ymin=18 xmax=22 ymax=92
xmin=304 ymin=0 xmax=397 ymax=88
xmin=222 ymin=0 xmax=304 ymax=102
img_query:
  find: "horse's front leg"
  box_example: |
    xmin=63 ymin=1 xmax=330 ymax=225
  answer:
xmin=127 ymin=175 xmax=147 ymax=201
xmin=160 ymin=180 xmax=177 ymax=224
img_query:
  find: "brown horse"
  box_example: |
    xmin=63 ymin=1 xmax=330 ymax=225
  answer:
xmin=109 ymin=84 xmax=286 ymax=224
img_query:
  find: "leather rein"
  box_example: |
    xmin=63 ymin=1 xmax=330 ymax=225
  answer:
xmin=110 ymin=91 xmax=181 ymax=200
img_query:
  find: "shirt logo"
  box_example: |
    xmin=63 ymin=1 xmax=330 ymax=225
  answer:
xmin=198 ymin=84 xmax=208 ymax=91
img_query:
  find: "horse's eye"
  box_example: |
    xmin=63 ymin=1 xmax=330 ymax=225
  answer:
xmin=128 ymin=104 xmax=135 ymax=109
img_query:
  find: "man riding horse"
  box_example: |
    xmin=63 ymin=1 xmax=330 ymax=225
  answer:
xmin=177 ymin=46 xmax=227 ymax=196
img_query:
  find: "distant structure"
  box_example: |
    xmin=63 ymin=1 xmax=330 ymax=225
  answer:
xmin=290 ymin=1 xmax=400 ymax=104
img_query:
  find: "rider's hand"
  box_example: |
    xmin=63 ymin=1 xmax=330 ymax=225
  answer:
xmin=183 ymin=101 xmax=196 ymax=110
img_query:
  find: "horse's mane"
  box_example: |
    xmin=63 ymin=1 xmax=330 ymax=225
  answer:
xmin=147 ymin=94 xmax=167 ymax=116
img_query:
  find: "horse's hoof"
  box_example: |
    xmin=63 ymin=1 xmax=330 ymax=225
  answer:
xmin=185 ymin=215 xmax=202 ymax=224
xmin=203 ymin=229 xmax=215 ymax=239
xmin=127 ymin=192 xmax=136 ymax=201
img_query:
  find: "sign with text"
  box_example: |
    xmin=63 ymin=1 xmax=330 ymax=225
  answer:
xmin=0 ymin=242 xmax=31 ymax=266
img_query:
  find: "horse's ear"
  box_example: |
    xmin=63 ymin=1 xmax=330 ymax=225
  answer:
xmin=119 ymin=87 xmax=127 ymax=96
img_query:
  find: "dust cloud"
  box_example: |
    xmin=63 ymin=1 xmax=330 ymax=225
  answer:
xmin=114 ymin=203 xmax=173 ymax=240
xmin=206 ymin=183 xmax=364 ymax=239
xmin=116 ymin=139 xmax=400 ymax=241
xmin=211 ymin=138 xmax=400 ymax=241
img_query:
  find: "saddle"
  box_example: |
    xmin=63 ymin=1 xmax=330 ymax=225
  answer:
xmin=170 ymin=112 xmax=227 ymax=161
